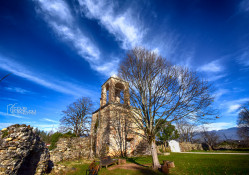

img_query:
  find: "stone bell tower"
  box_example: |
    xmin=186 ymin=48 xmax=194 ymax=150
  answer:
xmin=90 ymin=76 xmax=130 ymax=157
xmin=90 ymin=76 xmax=148 ymax=157
xmin=100 ymin=76 xmax=130 ymax=107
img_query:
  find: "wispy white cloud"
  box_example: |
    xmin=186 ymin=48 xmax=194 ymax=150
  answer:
xmin=33 ymin=0 xmax=117 ymax=76
xmin=222 ymin=98 xmax=249 ymax=114
xmin=0 ymin=122 xmax=56 ymax=132
xmin=0 ymin=111 xmax=28 ymax=119
xmin=237 ymin=51 xmax=249 ymax=67
xmin=214 ymin=88 xmax=229 ymax=100
xmin=198 ymin=60 xmax=223 ymax=73
xmin=208 ymin=74 xmax=227 ymax=81
xmin=0 ymin=55 xmax=95 ymax=97
xmin=77 ymin=0 xmax=146 ymax=49
xmin=34 ymin=0 xmax=100 ymax=61
xmin=77 ymin=0 xmax=180 ymax=66
xmin=228 ymin=104 xmax=241 ymax=113
xmin=42 ymin=118 xmax=59 ymax=123
xmin=5 ymin=87 xmax=31 ymax=94
xmin=33 ymin=124 xmax=59 ymax=132
xmin=0 ymin=97 xmax=18 ymax=101
xmin=36 ymin=0 xmax=73 ymax=24
xmin=92 ymin=59 xmax=119 ymax=76
xmin=198 ymin=122 xmax=236 ymax=131
xmin=238 ymin=0 xmax=249 ymax=13
xmin=33 ymin=0 xmax=180 ymax=75
xmin=0 ymin=123 xmax=14 ymax=129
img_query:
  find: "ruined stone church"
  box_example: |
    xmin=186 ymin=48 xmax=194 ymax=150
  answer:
xmin=90 ymin=76 xmax=149 ymax=157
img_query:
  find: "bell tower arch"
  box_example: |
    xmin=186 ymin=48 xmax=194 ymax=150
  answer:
xmin=100 ymin=76 xmax=130 ymax=106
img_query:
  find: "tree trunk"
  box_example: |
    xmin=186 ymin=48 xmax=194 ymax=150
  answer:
xmin=151 ymin=140 xmax=161 ymax=169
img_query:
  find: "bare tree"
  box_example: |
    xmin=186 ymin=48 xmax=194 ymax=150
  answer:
xmin=237 ymin=103 xmax=249 ymax=143
xmin=176 ymin=119 xmax=197 ymax=143
xmin=201 ymin=127 xmax=219 ymax=150
xmin=108 ymin=107 xmax=133 ymax=157
xmin=60 ymin=97 xmax=93 ymax=137
xmin=118 ymin=47 xmax=216 ymax=169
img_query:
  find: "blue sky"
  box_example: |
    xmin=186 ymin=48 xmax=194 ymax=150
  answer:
xmin=0 ymin=0 xmax=248 ymax=131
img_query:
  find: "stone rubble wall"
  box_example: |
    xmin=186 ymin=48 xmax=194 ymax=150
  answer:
xmin=214 ymin=144 xmax=238 ymax=150
xmin=50 ymin=137 xmax=90 ymax=163
xmin=179 ymin=142 xmax=203 ymax=152
xmin=0 ymin=124 xmax=51 ymax=175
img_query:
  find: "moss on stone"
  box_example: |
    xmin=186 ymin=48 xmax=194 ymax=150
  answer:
xmin=1 ymin=130 xmax=9 ymax=138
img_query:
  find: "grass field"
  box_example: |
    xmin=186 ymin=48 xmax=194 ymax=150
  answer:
xmin=53 ymin=153 xmax=249 ymax=175
xmin=190 ymin=149 xmax=249 ymax=153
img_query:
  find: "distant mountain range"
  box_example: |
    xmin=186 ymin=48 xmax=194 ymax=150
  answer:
xmin=212 ymin=127 xmax=240 ymax=140
xmin=194 ymin=127 xmax=241 ymax=141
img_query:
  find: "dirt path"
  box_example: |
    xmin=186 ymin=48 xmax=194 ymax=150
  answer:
xmin=176 ymin=152 xmax=249 ymax=155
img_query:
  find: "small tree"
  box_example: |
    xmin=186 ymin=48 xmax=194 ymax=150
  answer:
xmin=201 ymin=127 xmax=219 ymax=150
xmin=156 ymin=120 xmax=179 ymax=148
xmin=237 ymin=103 xmax=249 ymax=143
xmin=60 ymin=97 xmax=93 ymax=137
xmin=176 ymin=119 xmax=197 ymax=143
xmin=118 ymin=47 xmax=216 ymax=169
xmin=35 ymin=128 xmax=52 ymax=143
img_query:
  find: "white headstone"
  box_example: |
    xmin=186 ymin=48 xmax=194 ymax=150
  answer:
xmin=169 ymin=140 xmax=181 ymax=152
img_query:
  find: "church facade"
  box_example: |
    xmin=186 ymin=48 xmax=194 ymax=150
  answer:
xmin=90 ymin=76 xmax=149 ymax=157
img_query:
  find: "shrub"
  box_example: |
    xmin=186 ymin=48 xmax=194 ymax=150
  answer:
xmin=1 ymin=130 xmax=8 ymax=138
xmin=62 ymin=131 xmax=76 ymax=138
xmin=49 ymin=132 xmax=63 ymax=150
xmin=49 ymin=131 xmax=77 ymax=150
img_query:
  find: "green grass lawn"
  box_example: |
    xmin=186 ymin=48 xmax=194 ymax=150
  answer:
xmin=190 ymin=148 xmax=249 ymax=153
xmin=53 ymin=153 xmax=249 ymax=175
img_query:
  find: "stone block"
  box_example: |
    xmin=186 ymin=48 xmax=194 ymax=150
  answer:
xmin=8 ymin=147 xmax=17 ymax=150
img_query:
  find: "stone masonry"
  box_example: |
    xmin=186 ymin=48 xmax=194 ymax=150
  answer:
xmin=91 ymin=76 xmax=149 ymax=157
xmin=179 ymin=142 xmax=203 ymax=152
xmin=0 ymin=124 xmax=51 ymax=175
xmin=50 ymin=137 xmax=90 ymax=163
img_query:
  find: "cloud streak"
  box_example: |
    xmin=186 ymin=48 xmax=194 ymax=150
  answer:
xmin=199 ymin=122 xmax=236 ymax=131
xmin=0 ymin=123 xmax=14 ymax=129
xmin=222 ymin=97 xmax=249 ymax=114
xmin=33 ymin=124 xmax=59 ymax=131
xmin=34 ymin=0 xmax=100 ymax=61
xmin=33 ymin=0 xmax=118 ymax=76
xmin=5 ymin=87 xmax=32 ymax=94
xmin=237 ymin=51 xmax=249 ymax=67
xmin=0 ymin=55 xmax=95 ymax=97
xmin=239 ymin=0 xmax=249 ymax=13
xmin=77 ymin=0 xmax=146 ymax=49
xmin=198 ymin=60 xmax=223 ymax=73
xmin=0 ymin=111 xmax=28 ymax=119
xmin=42 ymin=118 xmax=59 ymax=123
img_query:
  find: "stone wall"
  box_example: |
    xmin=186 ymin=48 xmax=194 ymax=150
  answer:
xmin=179 ymin=142 xmax=203 ymax=152
xmin=0 ymin=124 xmax=51 ymax=175
xmin=50 ymin=137 xmax=90 ymax=163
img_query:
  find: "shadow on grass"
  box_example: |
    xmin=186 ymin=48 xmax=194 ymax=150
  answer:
xmin=100 ymin=165 xmax=163 ymax=175
xmin=126 ymin=157 xmax=148 ymax=167
xmin=122 ymin=157 xmax=163 ymax=175
xmin=136 ymin=168 xmax=163 ymax=175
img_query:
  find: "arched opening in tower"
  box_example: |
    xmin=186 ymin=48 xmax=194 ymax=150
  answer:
xmin=106 ymin=83 xmax=109 ymax=104
xmin=115 ymin=82 xmax=125 ymax=104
